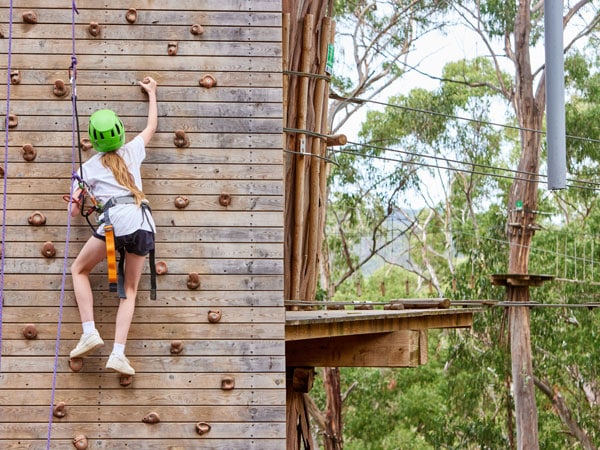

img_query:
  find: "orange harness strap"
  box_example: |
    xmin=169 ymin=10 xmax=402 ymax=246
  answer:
xmin=104 ymin=224 xmax=118 ymax=293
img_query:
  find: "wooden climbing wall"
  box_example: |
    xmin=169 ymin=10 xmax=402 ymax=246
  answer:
xmin=0 ymin=0 xmax=285 ymax=448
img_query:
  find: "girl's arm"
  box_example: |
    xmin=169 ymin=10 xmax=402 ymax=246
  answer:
xmin=139 ymin=76 xmax=158 ymax=146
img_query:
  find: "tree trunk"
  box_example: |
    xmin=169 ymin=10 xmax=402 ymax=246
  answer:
xmin=323 ymin=367 xmax=343 ymax=450
xmin=534 ymin=377 xmax=598 ymax=450
xmin=507 ymin=0 xmax=547 ymax=448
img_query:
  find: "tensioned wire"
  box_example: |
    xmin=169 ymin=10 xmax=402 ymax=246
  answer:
xmin=326 ymin=94 xmax=600 ymax=191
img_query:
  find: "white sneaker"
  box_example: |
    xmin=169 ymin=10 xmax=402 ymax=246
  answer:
xmin=70 ymin=330 xmax=104 ymax=358
xmin=106 ymin=353 xmax=135 ymax=375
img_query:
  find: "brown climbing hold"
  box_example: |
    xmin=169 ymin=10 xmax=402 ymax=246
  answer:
xmin=41 ymin=241 xmax=56 ymax=258
xmin=195 ymin=422 xmax=211 ymax=436
xmin=69 ymin=358 xmax=83 ymax=372
xmin=167 ymin=41 xmax=178 ymax=56
xmin=170 ymin=340 xmax=183 ymax=354
xmin=156 ymin=260 xmax=168 ymax=275
xmin=219 ymin=193 xmax=231 ymax=207
xmin=142 ymin=411 xmax=160 ymax=424
xmin=125 ymin=8 xmax=137 ymax=24
xmin=22 ymin=143 xmax=37 ymax=161
xmin=207 ymin=310 xmax=221 ymax=323
xmin=22 ymin=11 xmax=38 ymax=24
xmin=190 ymin=23 xmax=204 ymax=35
xmin=22 ymin=323 xmax=38 ymax=339
xmin=72 ymin=434 xmax=88 ymax=450
xmin=174 ymin=195 xmax=189 ymax=209
xmin=53 ymin=401 xmax=66 ymax=418
xmin=187 ymin=272 xmax=201 ymax=290
xmin=199 ymin=74 xmax=217 ymax=88
xmin=80 ymin=137 xmax=93 ymax=151
xmin=119 ymin=374 xmax=133 ymax=386
xmin=53 ymin=79 xmax=69 ymax=97
xmin=8 ymin=113 xmax=18 ymax=128
xmin=28 ymin=211 xmax=46 ymax=226
xmin=88 ymin=22 xmax=100 ymax=37
xmin=221 ymin=376 xmax=235 ymax=390
xmin=173 ymin=129 xmax=190 ymax=148
xmin=10 ymin=70 xmax=20 ymax=84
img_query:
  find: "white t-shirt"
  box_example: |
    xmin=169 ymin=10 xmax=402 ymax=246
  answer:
xmin=76 ymin=135 xmax=156 ymax=237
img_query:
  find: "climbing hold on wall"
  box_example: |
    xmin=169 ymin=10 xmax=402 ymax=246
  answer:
xmin=10 ymin=70 xmax=20 ymax=84
xmin=21 ymin=143 xmax=37 ymax=161
xmin=22 ymin=323 xmax=38 ymax=339
xmin=199 ymin=74 xmax=217 ymax=88
xmin=53 ymin=401 xmax=67 ymax=418
xmin=119 ymin=375 xmax=133 ymax=386
xmin=88 ymin=22 xmax=100 ymax=36
xmin=168 ymin=41 xmax=178 ymax=56
xmin=80 ymin=137 xmax=93 ymax=151
xmin=219 ymin=193 xmax=231 ymax=207
xmin=22 ymin=11 xmax=38 ymax=24
xmin=173 ymin=129 xmax=190 ymax=148
xmin=187 ymin=272 xmax=200 ymax=290
xmin=28 ymin=211 xmax=46 ymax=226
xmin=72 ymin=434 xmax=88 ymax=450
xmin=174 ymin=196 xmax=189 ymax=209
xmin=221 ymin=376 xmax=235 ymax=390
xmin=69 ymin=358 xmax=83 ymax=372
xmin=195 ymin=422 xmax=211 ymax=436
xmin=8 ymin=113 xmax=18 ymax=128
xmin=53 ymin=79 xmax=70 ymax=97
xmin=207 ymin=310 xmax=222 ymax=323
xmin=41 ymin=241 xmax=57 ymax=258
xmin=125 ymin=8 xmax=137 ymax=24
xmin=156 ymin=261 xmax=168 ymax=275
xmin=170 ymin=340 xmax=184 ymax=354
xmin=142 ymin=411 xmax=161 ymax=424
xmin=190 ymin=23 xmax=204 ymax=35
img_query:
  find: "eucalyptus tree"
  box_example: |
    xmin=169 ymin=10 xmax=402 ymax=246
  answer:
xmin=323 ymin=0 xmax=600 ymax=448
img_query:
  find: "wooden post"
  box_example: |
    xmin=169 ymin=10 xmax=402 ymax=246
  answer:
xmin=290 ymin=14 xmax=315 ymax=300
xmin=302 ymin=16 xmax=332 ymax=300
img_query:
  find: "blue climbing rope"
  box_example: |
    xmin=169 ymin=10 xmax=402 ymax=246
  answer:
xmin=0 ymin=0 xmax=14 ymax=375
xmin=46 ymin=2 xmax=79 ymax=448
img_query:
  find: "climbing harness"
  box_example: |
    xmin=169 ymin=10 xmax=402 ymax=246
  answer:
xmin=100 ymin=195 xmax=157 ymax=300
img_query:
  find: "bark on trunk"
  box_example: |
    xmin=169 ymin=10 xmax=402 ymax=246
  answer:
xmin=506 ymin=0 xmax=547 ymax=448
xmin=323 ymin=367 xmax=343 ymax=450
xmin=534 ymin=377 xmax=598 ymax=450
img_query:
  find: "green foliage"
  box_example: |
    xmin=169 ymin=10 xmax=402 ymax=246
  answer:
xmin=319 ymin=4 xmax=600 ymax=448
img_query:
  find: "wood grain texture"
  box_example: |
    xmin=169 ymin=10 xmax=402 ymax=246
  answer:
xmin=0 ymin=1 xmax=285 ymax=447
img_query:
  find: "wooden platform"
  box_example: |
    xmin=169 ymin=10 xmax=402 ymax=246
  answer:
xmin=285 ymin=308 xmax=478 ymax=368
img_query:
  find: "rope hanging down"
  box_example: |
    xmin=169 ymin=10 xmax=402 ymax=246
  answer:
xmin=0 ymin=0 xmax=14 ymax=375
xmin=46 ymin=3 xmax=79 ymax=448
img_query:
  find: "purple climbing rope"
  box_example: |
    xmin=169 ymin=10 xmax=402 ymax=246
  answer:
xmin=0 ymin=0 xmax=14 ymax=375
xmin=46 ymin=2 xmax=79 ymax=448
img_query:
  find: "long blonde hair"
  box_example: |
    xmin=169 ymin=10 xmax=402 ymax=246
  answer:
xmin=101 ymin=152 xmax=145 ymax=205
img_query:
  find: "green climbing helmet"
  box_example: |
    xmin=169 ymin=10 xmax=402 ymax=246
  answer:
xmin=88 ymin=109 xmax=125 ymax=152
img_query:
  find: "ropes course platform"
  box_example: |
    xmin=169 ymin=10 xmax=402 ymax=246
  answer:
xmin=285 ymin=303 xmax=480 ymax=368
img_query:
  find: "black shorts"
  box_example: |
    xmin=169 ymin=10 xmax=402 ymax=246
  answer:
xmin=94 ymin=229 xmax=155 ymax=256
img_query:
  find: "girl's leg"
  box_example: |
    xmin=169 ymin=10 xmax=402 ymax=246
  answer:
xmin=71 ymin=235 xmax=107 ymax=323
xmin=114 ymin=252 xmax=146 ymax=345
xmin=70 ymin=235 xmax=107 ymax=358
